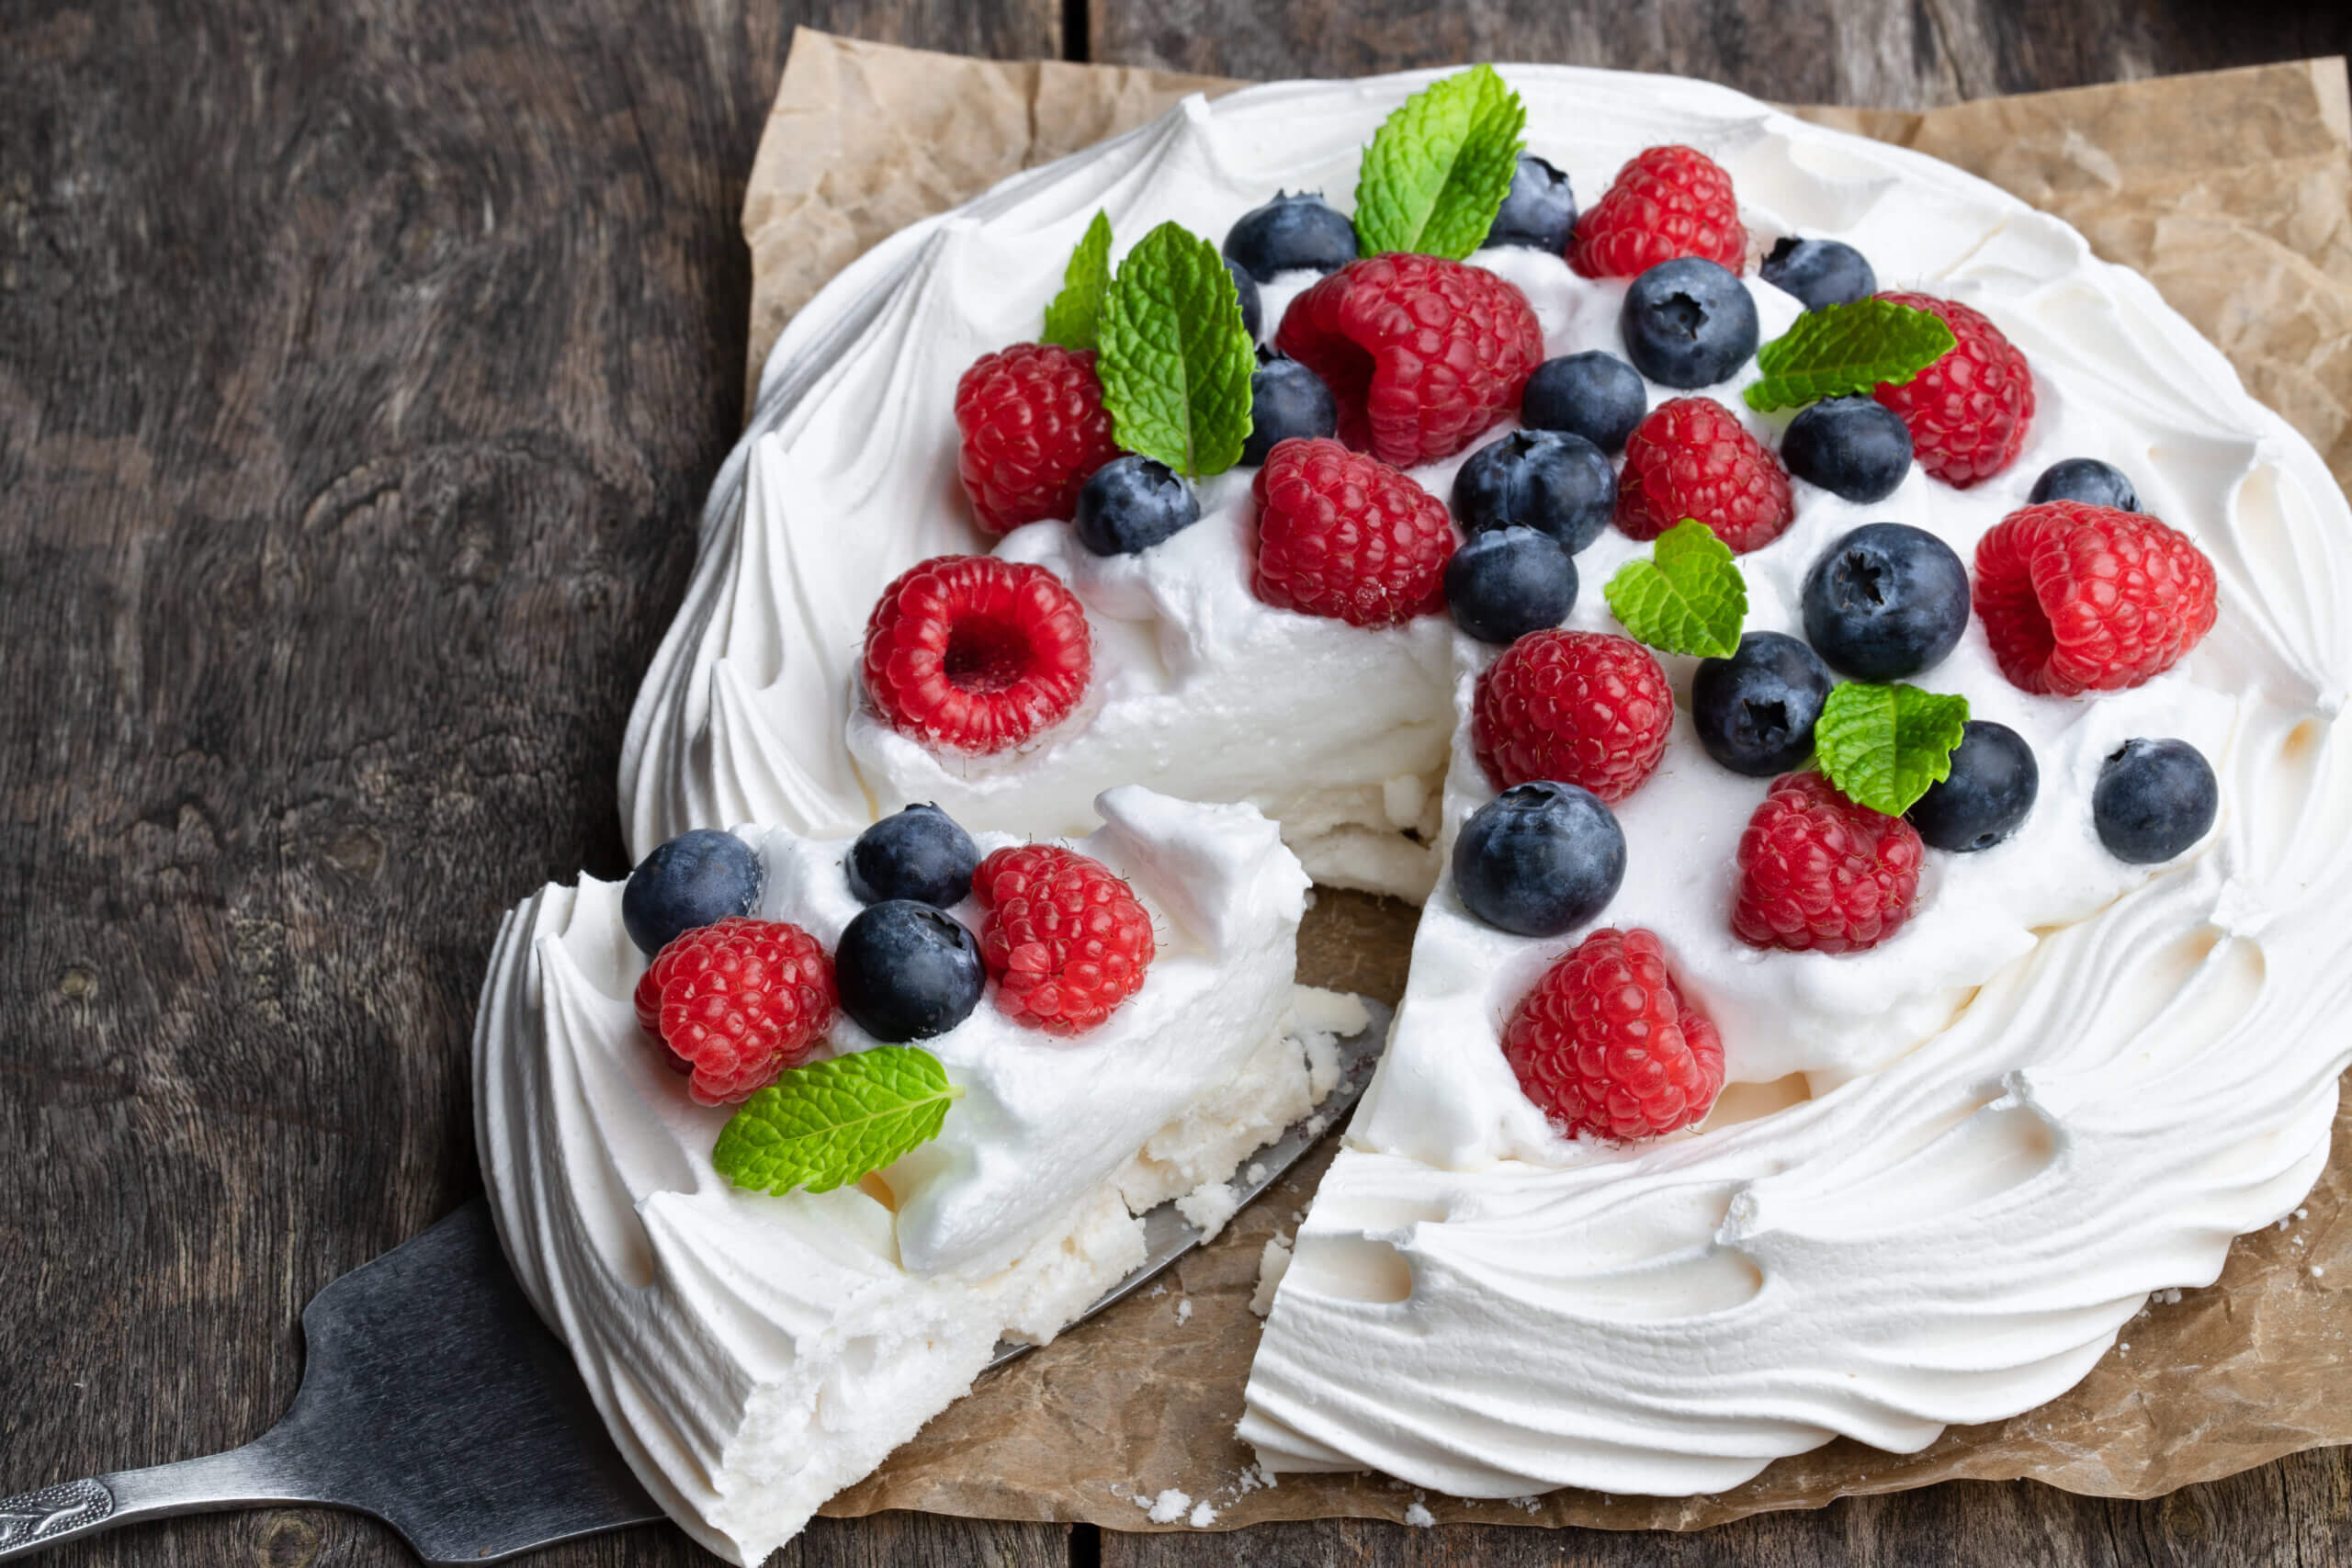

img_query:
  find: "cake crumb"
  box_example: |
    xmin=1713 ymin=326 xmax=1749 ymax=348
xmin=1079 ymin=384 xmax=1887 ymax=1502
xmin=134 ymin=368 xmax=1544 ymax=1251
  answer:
xmin=1175 ymin=1298 xmax=1193 ymax=1325
xmin=1177 ymin=1178 xmax=1240 ymax=1241
xmin=1148 ymin=1488 xmax=1192 ymax=1524
xmin=1404 ymin=1502 xmax=1435 ymax=1528
xmin=1250 ymin=1235 xmax=1295 ymax=1317
xmin=1188 ymin=1500 xmax=1219 ymax=1528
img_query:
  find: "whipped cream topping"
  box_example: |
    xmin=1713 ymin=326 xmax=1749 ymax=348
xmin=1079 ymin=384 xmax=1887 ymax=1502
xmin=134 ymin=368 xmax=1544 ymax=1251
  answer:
xmin=474 ymin=788 xmax=1330 ymax=1562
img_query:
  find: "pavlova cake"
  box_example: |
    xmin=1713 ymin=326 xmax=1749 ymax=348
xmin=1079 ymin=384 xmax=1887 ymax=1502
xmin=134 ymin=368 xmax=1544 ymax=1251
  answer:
xmin=477 ymin=55 xmax=2352 ymax=1562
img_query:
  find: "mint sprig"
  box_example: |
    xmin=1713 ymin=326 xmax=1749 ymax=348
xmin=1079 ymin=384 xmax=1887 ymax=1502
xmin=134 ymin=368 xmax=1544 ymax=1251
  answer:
xmin=1352 ymin=64 xmax=1527 ymax=261
xmin=1602 ymin=520 xmax=1747 ymax=658
xmin=1743 ymin=299 xmax=1957 ymax=413
xmin=1813 ymin=682 xmax=1971 ymax=815
xmin=1097 ymin=220 xmax=1256 ymax=479
xmin=712 ymin=1045 xmax=965 ymax=1196
xmin=1042 ymin=209 xmax=1113 ymax=352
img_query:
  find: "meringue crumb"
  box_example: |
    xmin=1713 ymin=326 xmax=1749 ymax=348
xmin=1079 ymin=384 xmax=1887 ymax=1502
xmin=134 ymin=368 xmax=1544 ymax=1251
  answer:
xmin=2153 ymin=1286 xmax=2182 ymax=1306
xmin=1250 ymin=1235 xmax=1295 ymax=1317
xmin=1148 ymin=1281 xmax=1167 ymax=1297
xmin=1177 ymin=1178 xmax=1240 ymax=1241
xmin=1188 ymin=1500 xmax=1219 ymax=1528
xmin=1147 ymin=1488 xmax=1191 ymax=1524
xmin=1404 ymin=1502 xmax=1435 ymax=1528
xmin=1505 ymin=1495 xmax=1541 ymax=1514
xmin=2298 ymin=1207 xmax=2310 ymax=1219
xmin=2314 ymin=1266 xmax=2327 ymax=1278
xmin=1303 ymin=1114 xmax=1329 ymax=1140
xmin=1175 ymin=1298 xmax=1193 ymax=1325
xmin=1246 ymin=1161 xmax=1269 ymax=1186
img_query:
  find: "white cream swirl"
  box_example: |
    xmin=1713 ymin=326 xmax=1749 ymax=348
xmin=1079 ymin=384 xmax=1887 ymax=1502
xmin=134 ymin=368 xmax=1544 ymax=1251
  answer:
xmin=474 ymin=788 xmax=1328 ymax=1562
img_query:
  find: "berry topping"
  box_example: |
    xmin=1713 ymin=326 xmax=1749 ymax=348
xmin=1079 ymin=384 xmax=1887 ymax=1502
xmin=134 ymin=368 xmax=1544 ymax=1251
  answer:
xmin=1732 ymin=773 xmax=1924 ymax=954
xmin=1614 ymin=397 xmax=1795 ymax=553
xmin=623 ymin=829 xmax=764 ymax=956
xmin=1759 ymin=236 xmax=1877 ymax=310
xmin=1691 ymin=631 xmax=1833 ymax=778
xmin=1801 ymin=522 xmax=1972 ymax=682
xmin=1240 ymin=357 xmax=1340 ymax=466
xmin=862 ymin=556 xmax=1092 ymax=752
xmin=846 ymin=803 xmax=980 ymax=908
xmin=1521 ymin=352 xmax=1649 ymax=454
xmin=1484 ymin=153 xmax=1578 ymax=252
xmin=1907 ymin=719 xmax=2039 ymax=852
xmin=1452 ymin=429 xmax=1617 ymax=553
xmin=1223 ymin=191 xmax=1359 ymax=282
xmin=953 ymin=343 xmax=1122 ymax=535
xmin=1227 ymin=256 xmax=1264 ymax=341
xmin=2093 ymin=738 xmax=2219 ymax=864
xmin=1445 ymin=527 xmax=1578 ymax=646
xmin=632 ymin=919 xmax=838 ymax=1105
xmin=1273 ymin=253 xmax=1545 ymax=467
xmin=1780 ymin=394 xmax=1913 ymax=503
xmin=1073 ymin=455 xmax=1201 ymax=557
xmin=1252 ymin=437 xmax=1456 ymax=626
xmin=1473 ymin=629 xmax=1673 ymax=802
xmin=1869 ymin=292 xmax=2034 ymax=488
xmin=1620 ymin=257 xmax=1760 ymax=389
xmin=1972 ymin=501 xmax=2218 ymax=695
xmin=834 ymin=900 xmax=987 ymax=1043
xmin=1502 ymin=927 xmax=1724 ymax=1141
xmin=2030 ymin=457 xmax=2140 ymax=512
xmin=973 ymin=844 xmax=1156 ymax=1034
xmin=1568 ymin=144 xmax=1746 ymax=280
xmin=1452 ymin=780 xmax=1627 ymax=937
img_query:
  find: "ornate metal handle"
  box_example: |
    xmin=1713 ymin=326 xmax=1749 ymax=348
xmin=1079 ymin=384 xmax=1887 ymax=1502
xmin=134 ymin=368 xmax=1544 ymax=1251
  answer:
xmin=0 ymin=1480 xmax=115 ymax=1558
xmin=0 ymin=1446 xmax=310 ymax=1562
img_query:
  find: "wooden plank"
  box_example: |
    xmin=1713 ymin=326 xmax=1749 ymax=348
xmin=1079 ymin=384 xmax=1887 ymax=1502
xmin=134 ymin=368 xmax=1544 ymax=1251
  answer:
xmin=1088 ymin=0 xmax=2352 ymax=110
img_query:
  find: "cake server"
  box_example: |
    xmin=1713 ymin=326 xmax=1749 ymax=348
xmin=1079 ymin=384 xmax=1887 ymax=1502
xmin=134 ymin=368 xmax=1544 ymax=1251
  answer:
xmin=0 ymin=995 xmax=1389 ymax=1564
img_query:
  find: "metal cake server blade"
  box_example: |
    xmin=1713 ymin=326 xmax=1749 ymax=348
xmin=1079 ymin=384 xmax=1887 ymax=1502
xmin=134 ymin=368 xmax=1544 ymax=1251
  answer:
xmin=0 ymin=995 xmax=1390 ymax=1563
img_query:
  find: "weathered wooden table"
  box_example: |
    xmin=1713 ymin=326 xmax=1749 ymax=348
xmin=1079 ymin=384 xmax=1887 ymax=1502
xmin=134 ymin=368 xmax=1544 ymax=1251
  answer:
xmin=6 ymin=3 xmax=2352 ymax=1564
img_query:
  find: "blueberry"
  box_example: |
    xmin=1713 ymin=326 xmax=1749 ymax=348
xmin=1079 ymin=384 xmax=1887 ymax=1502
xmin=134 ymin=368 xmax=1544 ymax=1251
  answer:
xmin=1521 ymin=353 xmax=1648 ymax=455
xmin=1781 ymin=395 xmax=1913 ymax=504
xmin=1226 ymin=255 xmax=1263 ymax=341
xmin=1691 ymin=632 xmax=1834 ymax=777
xmin=622 ymin=829 xmax=763 ymax=955
xmin=1451 ymin=781 xmax=1627 ymax=937
xmin=1620 ymin=257 xmax=1760 ymax=389
xmin=1801 ymin=522 xmax=1972 ymax=682
xmin=1445 ymin=527 xmax=1578 ymax=646
xmin=1223 ymin=192 xmax=1358 ymax=282
xmin=845 ymin=803 xmax=980 ymax=908
xmin=1240 ymin=357 xmax=1339 ymax=466
xmin=1907 ymin=720 xmax=2038 ymax=852
xmin=1073 ymin=455 xmax=1200 ymax=556
xmin=835 ymin=900 xmax=986 ymax=1043
xmin=1759 ymin=237 xmax=1878 ymax=310
xmin=2030 ymin=457 xmax=2140 ymax=513
xmin=1484 ymin=154 xmax=1577 ymax=252
xmin=2093 ymin=739 xmax=2218 ymax=864
xmin=1451 ymin=430 xmax=1616 ymax=553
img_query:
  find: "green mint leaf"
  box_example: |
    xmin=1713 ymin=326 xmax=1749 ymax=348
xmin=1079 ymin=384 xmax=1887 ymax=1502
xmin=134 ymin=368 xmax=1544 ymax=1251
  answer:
xmin=1743 ymin=298 xmax=1958 ymax=412
xmin=1041 ymin=209 xmax=1113 ymax=352
xmin=1601 ymin=519 xmax=1747 ymax=658
xmin=1098 ymin=220 xmax=1256 ymax=479
xmin=1352 ymin=64 xmax=1528 ymax=260
xmin=712 ymin=1045 xmax=964 ymax=1196
xmin=1813 ymin=682 xmax=1972 ymax=815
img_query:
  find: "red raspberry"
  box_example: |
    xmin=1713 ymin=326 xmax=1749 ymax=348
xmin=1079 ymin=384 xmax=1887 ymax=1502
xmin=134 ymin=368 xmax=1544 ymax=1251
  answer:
xmin=862 ymin=555 xmax=1091 ymax=754
xmin=954 ymin=343 xmax=1121 ymax=535
xmin=1252 ymin=437 xmax=1455 ymax=626
xmin=631 ymin=919 xmax=837 ymax=1106
xmin=1567 ymin=145 xmax=1747 ymax=280
xmin=1615 ymin=397 xmax=1794 ymax=553
xmin=1502 ymin=928 xmax=1724 ymax=1141
xmin=1732 ymin=773 xmax=1923 ymax=954
xmin=1871 ymin=292 xmax=2035 ymax=488
xmin=1273 ymin=254 xmax=1544 ymax=468
xmin=972 ymin=844 xmax=1155 ymax=1035
xmin=1973 ymin=501 xmax=2218 ymax=695
xmin=1473 ymin=630 xmax=1672 ymax=802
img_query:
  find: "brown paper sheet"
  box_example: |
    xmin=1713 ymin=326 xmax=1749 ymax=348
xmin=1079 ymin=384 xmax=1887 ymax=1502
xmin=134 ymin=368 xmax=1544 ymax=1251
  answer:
xmin=740 ymin=30 xmax=2352 ymax=1530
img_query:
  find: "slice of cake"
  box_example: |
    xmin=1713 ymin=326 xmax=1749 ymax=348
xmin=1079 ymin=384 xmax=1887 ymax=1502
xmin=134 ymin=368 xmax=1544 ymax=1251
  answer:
xmin=475 ymin=787 xmax=1351 ymax=1562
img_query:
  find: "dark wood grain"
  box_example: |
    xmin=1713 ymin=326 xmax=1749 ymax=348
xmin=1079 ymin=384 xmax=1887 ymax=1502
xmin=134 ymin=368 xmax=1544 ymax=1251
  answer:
xmin=3 ymin=1 xmax=2347 ymax=1566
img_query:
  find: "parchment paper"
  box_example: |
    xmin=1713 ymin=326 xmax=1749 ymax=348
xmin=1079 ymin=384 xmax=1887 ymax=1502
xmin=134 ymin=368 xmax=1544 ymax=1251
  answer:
xmin=742 ymin=30 xmax=2352 ymax=1530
